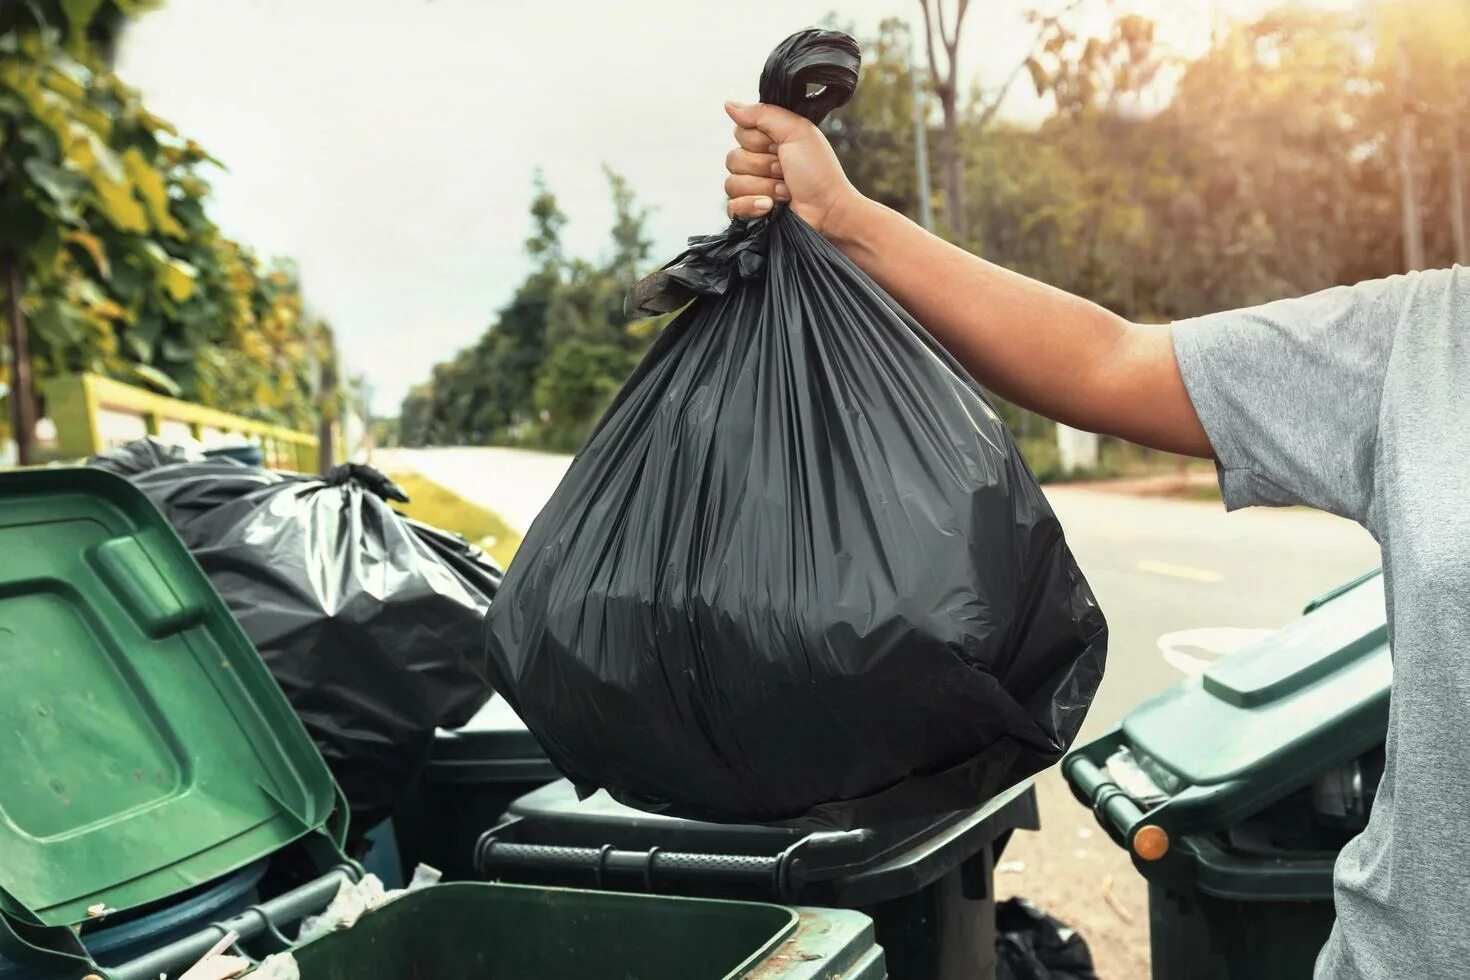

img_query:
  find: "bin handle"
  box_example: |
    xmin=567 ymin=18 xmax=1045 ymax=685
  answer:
xmin=100 ymin=865 xmax=359 ymax=980
xmin=1063 ymin=755 xmax=1146 ymax=845
xmin=476 ymin=840 xmax=795 ymax=900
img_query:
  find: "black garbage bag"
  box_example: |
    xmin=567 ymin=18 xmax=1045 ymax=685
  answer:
xmin=88 ymin=435 xmax=204 ymax=475
xmin=485 ymin=29 xmax=1106 ymax=828
xmin=88 ymin=443 xmax=502 ymax=834
xmin=996 ymin=898 xmax=1099 ymax=980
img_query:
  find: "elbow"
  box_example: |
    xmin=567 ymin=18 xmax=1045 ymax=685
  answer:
xmin=1089 ymin=320 xmax=1216 ymax=459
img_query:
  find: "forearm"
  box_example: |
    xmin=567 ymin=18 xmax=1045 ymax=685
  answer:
xmin=827 ymin=197 xmax=1212 ymax=457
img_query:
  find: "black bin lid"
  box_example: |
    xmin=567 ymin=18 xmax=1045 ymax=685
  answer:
xmin=428 ymin=696 xmax=559 ymax=784
xmin=479 ymin=778 xmax=1038 ymax=907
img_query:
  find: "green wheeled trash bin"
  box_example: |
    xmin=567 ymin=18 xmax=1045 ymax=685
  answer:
xmin=391 ymin=694 xmax=560 ymax=880
xmin=0 ymin=468 xmax=356 ymax=979
xmin=1063 ymin=570 xmax=1388 ymax=980
xmin=279 ymin=884 xmax=884 ymax=980
xmin=475 ymin=777 xmax=1039 ymax=980
xmin=0 ymin=467 xmax=886 ymax=980
xmin=93 ymin=881 xmax=886 ymax=980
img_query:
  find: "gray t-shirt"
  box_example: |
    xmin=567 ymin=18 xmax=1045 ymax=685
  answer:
xmin=1172 ymin=266 xmax=1470 ymax=979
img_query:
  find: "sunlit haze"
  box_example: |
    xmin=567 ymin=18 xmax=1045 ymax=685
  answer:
xmin=117 ymin=0 xmax=1362 ymax=411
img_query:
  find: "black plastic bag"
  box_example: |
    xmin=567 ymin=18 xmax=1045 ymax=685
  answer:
xmin=486 ymin=29 xmax=1106 ymax=828
xmin=996 ymin=898 xmax=1099 ymax=980
xmin=89 ymin=444 xmax=501 ymax=834
xmin=88 ymin=434 xmax=204 ymax=474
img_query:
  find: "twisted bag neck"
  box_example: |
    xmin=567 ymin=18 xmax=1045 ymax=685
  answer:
xmin=325 ymin=463 xmax=410 ymax=503
xmin=626 ymin=29 xmax=861 ymax=316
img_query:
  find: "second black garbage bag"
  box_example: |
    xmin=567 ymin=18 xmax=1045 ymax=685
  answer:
xmin=486 ymin=29 xmax=1107 ymax=828
xmin=90 ymin=446 xmax=502 ymax=836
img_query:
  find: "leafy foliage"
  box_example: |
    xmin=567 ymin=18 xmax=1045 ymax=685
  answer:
xmin=399 ymin=169 xmax=667 ymax=449
xmin=822 ymin=18 xmax=923 ymax=219
xmin=404 ymin=4 xmax=1470 ymax=458
xmin=1 ymin=2 xmax=335 ymax=447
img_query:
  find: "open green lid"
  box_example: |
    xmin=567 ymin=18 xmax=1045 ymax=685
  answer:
xmin=0 ymin=468 xmax=341 ymax=930
xmin=1123 ymin=570 xmax=1388 ymax=791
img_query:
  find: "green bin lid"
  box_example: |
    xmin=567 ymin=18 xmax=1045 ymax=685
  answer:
xmin=0 ymin=468 xmax=341 ymax=931
xmin=1117 ymin=570 xmax=1389 ymax=833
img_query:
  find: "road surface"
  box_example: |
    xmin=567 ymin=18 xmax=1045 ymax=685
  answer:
xmin=379 ymin=445 xmax=1381 ymax=977
xmin=377 ymin=446 xmax=572 ymax=535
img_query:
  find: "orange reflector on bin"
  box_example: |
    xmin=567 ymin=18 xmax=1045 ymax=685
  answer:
xmin=1133 ymin=824 xmax=1169 ymax=861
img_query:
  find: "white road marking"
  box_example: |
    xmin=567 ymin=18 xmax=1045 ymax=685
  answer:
xmin=1136 ymin=559 xmax=1223 ymax=583
xmin=1156 ymin=627 xmax=1274 ymax=676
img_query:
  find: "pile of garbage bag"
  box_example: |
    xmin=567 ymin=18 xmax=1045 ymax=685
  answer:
xmin=485 ymin=29 xmax=1106 ymax=828
xmin=996 ymin=898 xmax=1099 ymax=980
xmin=89 ymin=438 xmax=501 ymax=835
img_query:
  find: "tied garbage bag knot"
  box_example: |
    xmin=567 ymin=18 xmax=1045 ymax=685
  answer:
xmin=757 ymin=28 xmax=860 ymax=124
xmin=324 ymin=461 xmax=409 ymax=503
xmin=627 ymin=216 xmax=772 ymax=316
xmin=627 ymin=28 xmax=860 ymax=318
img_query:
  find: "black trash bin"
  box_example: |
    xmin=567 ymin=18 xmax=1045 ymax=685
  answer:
xmin=1064 ymin=569 xmax=1388 ymax=980
xmin=392 ymin=695 xmax=560 ymax=880
xmin=475 ymin=778 xmax=1039 ymax=980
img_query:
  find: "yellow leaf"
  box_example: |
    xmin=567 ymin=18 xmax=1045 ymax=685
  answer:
xmin=122 ymin=148 xmax=185 ymax=237
xmin=76 ymin=102 xmax=112 ymax=140
xmin=183 ymin=138 xmax=226 ymax=169
xmin=67 ymin=133 xmax=148 ymax=233
xmin=1 ymin=63 xmax=74 ymax=140
xmin=61 ymin=0 xmax=107 ymax=44
xmin=141 ymin=242 xmax=197 ymax=302
xmin=137 ymin=106 xmax=178 ymax=136
xmin=90 ymin=299 xmax=126 ymax=321
xmin=41 ymin=68 xmax=85 ymax=104
xmin=179 ymin=175 xmax=211 ymax=199
xmin=64 ymin=229 xmax=110 ymax=279
xmin=92 ymin=174 xmax=149 ymax=233
xmin=68 ymin=129 xmax=123 ymax=182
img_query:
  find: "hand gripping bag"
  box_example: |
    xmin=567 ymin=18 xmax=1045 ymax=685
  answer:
xmin=486 ymin=29 xmax=1106 ymax=828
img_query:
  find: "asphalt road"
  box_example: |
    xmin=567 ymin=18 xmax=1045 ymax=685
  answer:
xmin=1044 ymin=485 xmax=1380 ymax=737
xmin=378 ymin=445 xmax=1382 ymax=976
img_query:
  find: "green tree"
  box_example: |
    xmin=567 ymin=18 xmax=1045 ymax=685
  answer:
xmin=532 ymin=340 xmax=635 ymax=452
xmin=605 ymin=164 xmax=652 ymax=290
xmin=823 ymin=18 xmax=924 ymax=219
xmin=2 ymin=0 xmax=336 ymax=463
xmin=402 ymin=167 xmax=663 ymax=450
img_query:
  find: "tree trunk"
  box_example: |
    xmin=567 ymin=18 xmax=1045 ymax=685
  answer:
xmin=317 ymin=351 xmax=338 ymax=475
xmin=940 ymin=99 xmax=966 ymax=239
xmin=918 ymin=0 xmax=970 ymax=242
xmin=5 ymin=260 xmax=35 ymax=466
xmin=908 ymin=25 xmax=935 ymax=233
xmin=1451 ymin=119 xmax=1469 ymax=266
xmin=1396 ymin=43 xmax=1425 ymax=271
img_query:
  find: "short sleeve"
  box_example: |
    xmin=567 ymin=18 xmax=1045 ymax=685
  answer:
xmin=1170 ymin=272 xmax=1422 ymax=523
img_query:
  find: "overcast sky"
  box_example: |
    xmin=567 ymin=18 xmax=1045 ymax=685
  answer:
xmin=116 ymin=0 xmax=1348 ymax=412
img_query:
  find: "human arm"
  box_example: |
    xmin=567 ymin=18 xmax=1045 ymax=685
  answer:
xmin=722 ymin=100 xmax=1212 ymax=458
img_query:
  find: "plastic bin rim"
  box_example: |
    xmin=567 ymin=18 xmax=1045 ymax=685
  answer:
xmin=1170 ymin=834 xmax=1337 ymax=903
xmin=282 ymin=882 xmax=805 ymax=980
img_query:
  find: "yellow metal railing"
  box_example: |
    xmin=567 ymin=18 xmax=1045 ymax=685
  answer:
xmin=45 ymin=373 xmax=319 ymax=471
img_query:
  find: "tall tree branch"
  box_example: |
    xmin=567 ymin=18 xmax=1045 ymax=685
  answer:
xmin=975 ymin=0 xmax=1085 ymax=127
xmin=918 ymin=0 xmax=946 ymax=96
xmin=950 ymin=0 xmax=971 ymax=58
